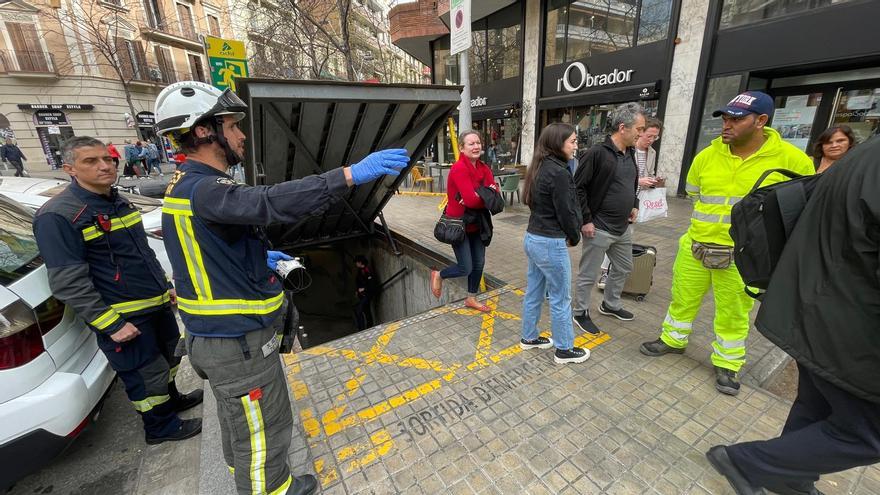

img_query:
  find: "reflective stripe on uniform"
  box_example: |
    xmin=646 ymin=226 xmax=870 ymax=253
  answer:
xmin=241 ymin=394 xmax=267 ymax=494
xmin=161 ymin=197 xmax=194 ymax=217
xmin=90 ymin=308 xmax=121 ymax=330
xmin=132 ymin=394 xmax=171 ymax=412
xmin=692 ymin=211 xmax=731 ymax=224
xmin=177 ymin=293 xmax=285 ymax=316
xmin=81 ymin=211 xmax=143 ymax=241
xmin=110 ymin=291 xmax=171 ymax=313
xmin=699 ymin=195 xmax=727 ymax=205
xmin=685 ymin=183 xmax=699 ymax=195
xmin=716 ymin=336 xmax=745 ymax=349
xmin=667 ymin=330 xmax=689 ymax=341
xmin=164 ymin=198 xmax=213 ymax=300
xmin=169 ymin=364 xmax=179 ymax=382
xmin=728 ymin=196 xmax=743 ymax=205
xmin=269 ymin=476 xmax=292 ymax=495
xmin=664 ymin=314 xmax=692 ymax=330
xmin=713 ymin=347 xmax=746 ymax=361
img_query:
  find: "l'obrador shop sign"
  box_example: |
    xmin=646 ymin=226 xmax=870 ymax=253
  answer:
xmin=556 ymin=62 xmax=634 ymax=93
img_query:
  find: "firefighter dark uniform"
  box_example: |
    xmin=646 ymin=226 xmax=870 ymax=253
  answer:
xmin=162 ymin=159 xmax=348 ymax=495
xmin=33 ymin=179 xmax=189 ymax=439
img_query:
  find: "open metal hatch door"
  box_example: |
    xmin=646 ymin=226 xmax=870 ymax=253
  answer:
xmin=236 ymin=79 xmax=462 ymax=251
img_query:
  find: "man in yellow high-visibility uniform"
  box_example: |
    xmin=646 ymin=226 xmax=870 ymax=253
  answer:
xmin=639 ymin=91 xmax=814 ymax=395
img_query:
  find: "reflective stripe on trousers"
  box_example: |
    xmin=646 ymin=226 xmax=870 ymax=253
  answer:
xmin=659 ymin=234 xmax=754 ymax=371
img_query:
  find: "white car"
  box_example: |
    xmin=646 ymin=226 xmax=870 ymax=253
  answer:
xmin=0 ymin=177 xmax=171 ymax=275
xmin=0 ymin=194 xmax=117 ymax=490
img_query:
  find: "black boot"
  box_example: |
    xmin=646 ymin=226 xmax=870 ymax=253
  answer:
xmin=639 ymin=338 xmax=685 ymax=357
xmin=175 ymin=389 xmax=204 ymax=412
xmin=286 ymin=474 xmax=317 ymax=495
xmin=715 ymin=366 xmax=741 ymax=396
xmin=145 ymin=418 xmax=202 ymax=445
xmin=706 ymin=446 xmax=766 ymax=495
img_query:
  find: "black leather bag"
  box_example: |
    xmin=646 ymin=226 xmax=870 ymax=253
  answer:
xmin=433 ymin=209 xmax=465 ymax=245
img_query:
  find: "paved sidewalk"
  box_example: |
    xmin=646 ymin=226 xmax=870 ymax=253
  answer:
xmin=193 ymin=193 xmax=878 ymax=495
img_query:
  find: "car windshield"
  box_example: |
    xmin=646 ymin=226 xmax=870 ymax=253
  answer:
xmin=39 ymin=184 xmax=161 ymax=213
xmin=0 ymin=195 xmax=41 ymax=286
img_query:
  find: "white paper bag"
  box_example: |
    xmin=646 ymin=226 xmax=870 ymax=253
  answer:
xmin=637 ymin=187 xmax=668 ymax=223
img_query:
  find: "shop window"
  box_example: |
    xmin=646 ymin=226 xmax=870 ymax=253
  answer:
xmin=487 ymin=7 xmax=522 ymax=81
xmin=545 ymin=0 xmax=670 ymax=67
xmin=544 ymin=0 xmax=569 ymax=67
xmin=542 ymin=100 xmax=659 ymax=152
xmin=566 ymin=0 xmax=636 ymax=61
xmin=469 ymin=22 xmax=488 ymax=86
xmin=637 ymin=0 xmax=674 ymax=44
xmin=432 ymin=42 xmax=460 ymax=85
xmin=720 ymin=0 xmax=860 ymax=29
xmin=694 ymin=75 xmax=742 ymax=153
xmin=831 ymin=88 xmax=880 ymax=144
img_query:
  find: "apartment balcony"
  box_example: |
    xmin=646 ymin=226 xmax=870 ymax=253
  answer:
xmin=0 ymin=50 xmax=60 ymax=78
xmin=140 ymin=19 xmax=204 ymax=50
xmin=126 ymin=64 xmax=211 ymax=87
xmin=388 ymin=0 xmax=448 ymax=65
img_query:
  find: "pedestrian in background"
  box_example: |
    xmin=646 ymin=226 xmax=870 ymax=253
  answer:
xmin=598 ymin=117 xmax=663 ymax=288
xmin=707 ymin=136 xmax=880 ymax=495
xmin=520 ymin=123 xmax=588 ymax=364
xmin=146 ymin=142 xmax=163 ymax=177
xmin=813 ymin=124 xmax=856 ymax=173
xmin=124 ymin=140 xmax=144 ymax=177
xmin=1 ymin=137 xmax=27 ymax=177
xmin=572 ymin=102 xmax=645 ymax=335
xmin=107 ymin=141 xmax=121 ymax=170
xmin=430 ymin=130 xmax=496 ymax=312
xmin=354 ymin=255 xmax=377 ymax=330
xmin=639 ymin=91 xmax=814 ymax=395
xmin=33 ymin=136 xmax=203 ymax=445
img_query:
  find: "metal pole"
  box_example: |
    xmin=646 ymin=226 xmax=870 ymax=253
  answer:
xmin=458 ymin=50 xmax=471 ymax=133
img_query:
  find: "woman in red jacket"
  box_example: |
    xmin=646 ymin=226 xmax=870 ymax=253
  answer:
xmin=430 ymin=130 xmax=496 ymax=312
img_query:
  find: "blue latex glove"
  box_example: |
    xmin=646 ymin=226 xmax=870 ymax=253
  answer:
xmin=267 ymin=250 xmax=293 ymax=271
xmin=349 ymin=149 xmax=409 ymax=185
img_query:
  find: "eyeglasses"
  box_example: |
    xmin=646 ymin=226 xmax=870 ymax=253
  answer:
xmin=642 ymin=134 xmax=660 ymax=141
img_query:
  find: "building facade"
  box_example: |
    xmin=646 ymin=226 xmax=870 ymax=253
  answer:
xmin=390 ymin=0 xmax=880 ymax=194
xmin=0 ymin=0 xmax=231 ymax=171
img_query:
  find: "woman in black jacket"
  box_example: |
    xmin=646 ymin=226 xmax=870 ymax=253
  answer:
xmin=519 ymin=123 xmax=588 ymax=364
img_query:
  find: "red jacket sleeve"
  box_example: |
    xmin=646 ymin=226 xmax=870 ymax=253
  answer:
xmin=449 ymin=164 xmax=485 ymax=209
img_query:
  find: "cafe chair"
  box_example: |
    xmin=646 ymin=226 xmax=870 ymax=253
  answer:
xmin=410 ymin=166 xmax=434 ymax=192
xmin=500 ymin=174 xmax=520 ymax=205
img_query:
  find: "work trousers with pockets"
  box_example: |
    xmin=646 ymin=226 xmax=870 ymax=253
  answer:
xmin=187 ymin=325 xmax=294 ymax=495
xmin=574 ymin=226 xmax=633 ymax=315
xmin=726 ymin=363 xmax=880 ymax=491
xmin=659 ymin=233 xmax=754 ymax=372
xmin=95 ymin=307 xmax=183 ymax=437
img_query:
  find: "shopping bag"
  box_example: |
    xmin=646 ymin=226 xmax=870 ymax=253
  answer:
xmin=637 ymin=187 xmax=668 ymax=223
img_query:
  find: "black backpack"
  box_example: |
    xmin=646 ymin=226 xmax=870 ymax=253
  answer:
xmin=729 ymin=168 xmax=822 ymax=299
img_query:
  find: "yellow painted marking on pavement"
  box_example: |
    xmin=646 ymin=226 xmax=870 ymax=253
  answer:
xmin=454 ymin=307 xmax=520 ymax=321
xmin=299 ymin=408 xmax=321 ymax=439
xmin=341 ymin=429 xmax=394 ymax=473
xmin=471 ymin=297 xmax=498 ymax=368
xmin=313 ymin=458 xmax=338 ymax=488
xmin=396 ymin=191 xmax=447 ymax=198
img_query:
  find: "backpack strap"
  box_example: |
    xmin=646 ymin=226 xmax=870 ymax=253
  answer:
xmin=749 ymin=168 xmax=804 ymax=194
xmin=774 ymin=181 xmax=807 ymax=238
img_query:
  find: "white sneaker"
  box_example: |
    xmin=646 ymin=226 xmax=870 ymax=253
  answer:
xmin=597 ymin=271 xmax=608 ymax=290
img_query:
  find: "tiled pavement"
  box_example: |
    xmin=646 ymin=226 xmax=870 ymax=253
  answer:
xmin=199 ymin=194 xmax=878 ymax=494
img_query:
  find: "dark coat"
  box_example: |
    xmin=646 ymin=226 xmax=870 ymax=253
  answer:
xmin=754 ymin=135 xmax=880 ymax=403
xmin=573 ymin=135 xmax=639 ymax=225
xmin=461 ymin=186 xmax=503 ymax=247
xmin=0 ymin=143 xmax=26 ymax=163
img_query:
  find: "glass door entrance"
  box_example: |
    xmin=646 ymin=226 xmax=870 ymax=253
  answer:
xmin=830 ymin=87 xmax=880 ymax=143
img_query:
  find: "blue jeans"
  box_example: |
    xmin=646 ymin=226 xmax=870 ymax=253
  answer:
xmin=521 ymin=232 xmax=574 ymax=350
xmin=440 ymin=231 xmax=485 ymax=294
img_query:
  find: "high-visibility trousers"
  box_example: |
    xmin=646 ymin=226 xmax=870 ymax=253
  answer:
xmin=187 ymin=325 xmax=294 ymax=495
xmin=659 ymin=234 xmax=755 ymax=372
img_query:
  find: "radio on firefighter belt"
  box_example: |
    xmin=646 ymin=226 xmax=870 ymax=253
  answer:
xmin=274 ymin=258 xmax=310 ymax=353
